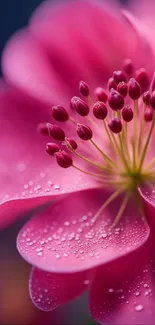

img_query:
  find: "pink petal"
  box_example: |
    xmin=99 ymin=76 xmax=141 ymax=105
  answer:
xmin=29 ymin=266 xmax=95 ymax=311
xmin=2 ymin=30 xmax=70 ymax=105
xmin=2 ymin=1 xmax=154 ymax=105
xmin=0 ymin=83 xmax=96 ymax=228
xmin=139 ymin=187 xmax=155 ymax=229
xmin=17 ymin=189 xmax=150 ymax=273
xmin=90 ymin=241 xmax=155 ymax=324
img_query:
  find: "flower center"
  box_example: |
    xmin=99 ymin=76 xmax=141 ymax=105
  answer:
xmin=38 ymin=59 xmax=155 ymax=225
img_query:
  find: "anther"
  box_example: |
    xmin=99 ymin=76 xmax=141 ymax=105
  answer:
xmin=108 ymin=89 xmax=124 ymax=111
xmin=108 ymin=77 xmax=117 ymax=91
xmin=55 ymin=150 xmax=73 ymax=168
xmin=65 ymin=138 xmax=78 ymax=150
xmin=51 ymin=105 xmax=69 ymax=122
xmin=93 ymin=101 xmax=108 ymax=120
xmin=113 ymin=70 xmax=126 ymax=85
xmin=95 ymin=87 xmax=108 ymax=102
xmin=117 ymin=81 xmax=128 ymax=97
xmin=37 ymin=123 xmax=49 ymax=136
xmin=144 ymin=107 xmax=153 ymax=122
xmin=150 ymin=91 xmax=155 ymax=110
xmin=143 ymin=91 xmax=150 ymax=106
xmin=46 ymin=142 xmax=60 ymax=155
xmin=76 ymin=123 xmax=93 ymax=140
xmin=128 ymin=78 xmax=141 ymax=100
xmin=122 ymin=59 xmax=134 ymax=77
xmin=70 ymin=96 xmax=89 ymax=116
xmin=122 ymin=105 xmax=133 ymax=122
xmin=136 ymin=68 xmax=149 ymax=92
xmin=47 ymin=123 xmax=65 ymax=141
xmin=79 ymin=81 xmax=90 ymax=97
xmin=108 ymin=118 xmax=122 ymax=133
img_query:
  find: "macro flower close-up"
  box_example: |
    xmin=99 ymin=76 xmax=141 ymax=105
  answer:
xmin=1 ymin=0 xmax=155 ymax=324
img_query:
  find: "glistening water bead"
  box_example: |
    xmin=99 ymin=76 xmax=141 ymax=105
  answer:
xmin=38 ymin=59 xmax=155 ymax=226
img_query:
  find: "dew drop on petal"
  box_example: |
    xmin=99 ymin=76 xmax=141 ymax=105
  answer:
xmin=135 ymin=304 xmax=144 ymax=312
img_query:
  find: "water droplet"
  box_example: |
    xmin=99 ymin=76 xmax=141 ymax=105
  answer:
xmin=84 ymin=280 xmax=90 ymax=285
xmin=134 ymin=291 xmax=140 ymax=297
xmin=53 ymin=184 xmax=61 ymax=190
xmin=108 ymin=288 xmax=114 ymax=293
xmin=135 ymin=304 xmax=144 ymax=312
xmin=55 ymin=254 xmax=60 ymax=259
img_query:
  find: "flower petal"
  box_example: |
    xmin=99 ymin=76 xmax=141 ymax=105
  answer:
xmin=0 ymin=83 xmax=97 ymax=228
xmin=2 ymin=0 xmax=154 ymax=105
xmin=90 ymin=242 xmax=155 ymax=325
xmin=2 ymin=30 xmax=70 ymax=105
xmin=17 ymin=189 xmax=150 ymax=273
xmin=29 ymin=266 xmax=95 ymax=311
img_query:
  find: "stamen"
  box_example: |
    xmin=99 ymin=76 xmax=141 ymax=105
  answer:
xmin=108 ymin=118 xmax=122 ymax=133
xmin=136 ymin=68 xmax=150 ymax=93
xmin=117 ymin=81 xmax=128 ymax=97
xmin=79 ymin=81 xmax=90 ymax=97
xmin=76 ymin=123 xmax=93 ymax=140
xmin=92 ymin=190 xmax=122 ymax=223
xmin=55 ymin=150 xmax=73 ymax=168
xmin=70 ymin=97 xmax=89 ymax=116
xmin=108 ymin=89 xmax=124 ymax=111
xmin=108 ymin=77 xmax=117 ymax=91
xmin=143 ymin=91 xmax=150 ymax=106
xmin=93 ymin=101 xmax=108 ymax=120
xmin=37 ymin=123 xmax=49 ymax=136
xmin=128 ymin=78 xmax=141 ymax=100
xmin=122 ymin=105 xmax=133 ymax=122
xmin=122 ymin=59 xmax=134 ymax=77
xmin=144 ymin=107 xmax=153 ymax=122
xmin=94 ymin=87 xmax=108 ymax=102
xmin=112 ymin=193 xmax=130 ymax=227
xmin=46 ymin=142 xmax=60 ymax=155
xmin=47 ymin=124 xmax=66 ymax=141
xmin=51 ymin=105 xmax=69 ymax=122
xmin=113 ymin=70 xmax=127 ymax=84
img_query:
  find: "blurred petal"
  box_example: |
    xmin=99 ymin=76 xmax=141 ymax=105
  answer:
xmin=17 ymin=189 xmax=150 ymax=273
xmin=90 ymin=243 xmax=155 ymax=325
xmin=29 ymin=267 xmax=95 ymax=311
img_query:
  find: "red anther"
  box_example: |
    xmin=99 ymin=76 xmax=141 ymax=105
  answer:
xmin=95 ymin=87 xmax=108 ymax=102
xmin=117 ymin=81 xmax=128 ymax=97
xmin=37 ymin=123 xmax=49 ymax=136
xmin=136 ymin=68 xmax=150 ymax=92
xmin=47 ymin=123 xmax=65 ymax=141
xmin=143 ymin=91 xmax=151 ymax=106
xmin=52 ymin=105 xmax=69 ymax=122
xmin=55 ymin=150 xmax=73 ymax=168
xmin=108 ymin=89 xmax=124 ymax=111
xmin=93 ymin=101 xmax=108 ymax=120
xmin=122 ymin=105 xmax=133 ymax=122
xmin=150 ymin=91 xmax=155 ymax=110
xmin=107 ymin=77 xmax=117 ymax=91
xmin=70 ymin=96 xmax=89 ymax=116
xmin=122 ymin=59 xmax=134 ymax=76
xmin=65 ymin=138 xmax=78 ymax=150
xmin=76 ymin=123 xmax=93 ymax=140
xmin=113 ymin=70 xmax=126 ymax=85
xmin=79 ymin=81 xmax=90 ymax=97
xmin=128 ymin=78 xmax=141 ymax=100
xmin=108 ymin=118 xmax=122 ymax=133
xmin=144 ymin=107 xmax=153 ymax=122
xmin=46 ymin=142 xmax=60 ymax=156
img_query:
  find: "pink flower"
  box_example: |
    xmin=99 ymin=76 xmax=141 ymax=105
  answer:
xmin=1 ymin=0 xmax=155 ymax=324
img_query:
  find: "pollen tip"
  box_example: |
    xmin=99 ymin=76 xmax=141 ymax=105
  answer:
xmin=46 ymin=142 xmax=60 ymax=156
xmin=70 ymin=96 xmax=89 ymax=116
xmin=94 ymin=87 xmax=108 ymax=102
xmin=144 ymin=107 xmax=153 ymax=122
xmin=117 ymin=81 xmax=128 ymax=97
xmin=37 ymin=122 xmax=49 ymax=136
xmin=47 ymin=123 xmax=66 ymax=141
xmin=122 ymin=104 xmax=133 ymax=122
xmin=55 ymin=150 xmax=73 ymax=168
xmin=93 ymin=101 xmax=108 ymax=120
xmin=108 ymin=118 xmax=122 ymax=133
xmin=122 ymin=59 xmax=134 ymax=76
xmin=79 ymin=81 xmax=90 ymax=97
xmin=108 ymin=89 xmax=124 ymax=111
xmin=76 ymin=123 xmax=93 ymax=140
xmin=143 ymin=91 xmax=150 ymax=106
xmin=128 ymin=78 xmax=141 ymax=100
xmin=150 ymin=91 xmax=155 ymax=110
xmin=65 ymin=137 xmax=78 ymax=150
xmin=136 ymin=68 xmax=149 ymax=92
xmin=108 ymin=77 xmax=117 ymax=91
xmin=52 ymin=105 xmax=69 ymax=122
xmin=113 ymin=70 xmax=126 ymax=85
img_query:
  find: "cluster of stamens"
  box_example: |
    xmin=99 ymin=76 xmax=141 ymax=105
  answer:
xmin=38 ymin=59 xmax=155 ymax=225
